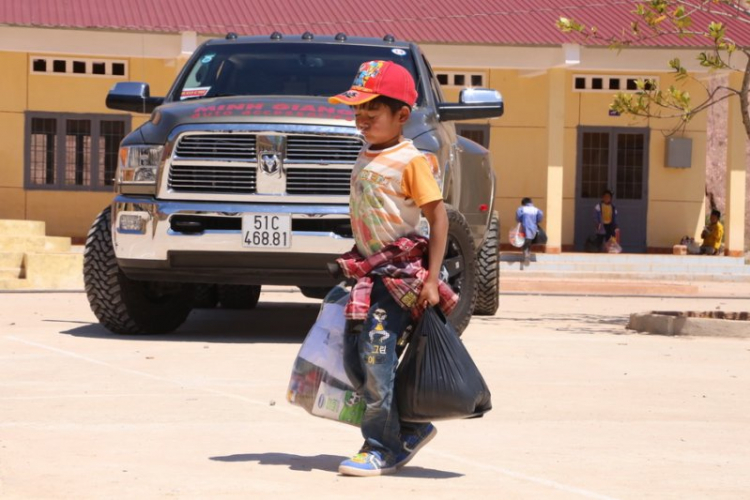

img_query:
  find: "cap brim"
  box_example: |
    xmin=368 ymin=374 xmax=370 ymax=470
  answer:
xmin=328 ymin=90 xmax=380 ymax=106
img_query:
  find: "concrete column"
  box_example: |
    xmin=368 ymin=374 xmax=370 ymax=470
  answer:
xmin=545 ymin=68 xmax=566 ymax=253
xmin=724 ymin=72 xmax=747 ymax=257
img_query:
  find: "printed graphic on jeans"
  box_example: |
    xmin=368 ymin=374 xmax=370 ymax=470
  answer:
xmin=367 ymin=309 xmax=389 ymax=365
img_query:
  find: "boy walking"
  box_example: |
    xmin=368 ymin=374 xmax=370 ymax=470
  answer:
xmin=328 ymin=60 xmax=454 ymax=477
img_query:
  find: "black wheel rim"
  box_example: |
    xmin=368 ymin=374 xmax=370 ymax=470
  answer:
xmin=443 ymin=234 xmax=465 ymax=296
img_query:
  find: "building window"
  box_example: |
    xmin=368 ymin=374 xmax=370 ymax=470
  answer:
xmin=30 ymin=118 xmax=57 ymax=186
xmin=579 ymin=128 xmax=647 ymax=199
xmin=435 ymin=70 xmax=487 ymax=88
xmin=456 ymin=124 xmax=490 ymax=149
xmin=30 ymin=56 xmax=128 ymax=78
xmin=26 ymin=112 xmax=130 ymax=191
xmin=573 ymin=75 xmax=659 ymax=93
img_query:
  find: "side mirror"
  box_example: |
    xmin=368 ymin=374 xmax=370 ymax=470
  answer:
xmin=437 ymin=88 xmax=504 ymax=121
xmin=106 ymin=82 xmax=164 ymax=114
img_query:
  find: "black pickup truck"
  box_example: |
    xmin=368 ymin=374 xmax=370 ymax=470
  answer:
xmin=84 ymin=32 xmax=503 ymax=334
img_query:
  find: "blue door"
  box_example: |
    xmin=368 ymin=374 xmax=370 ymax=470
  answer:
xmin=574 ymin=127 xmax=650 ymax=253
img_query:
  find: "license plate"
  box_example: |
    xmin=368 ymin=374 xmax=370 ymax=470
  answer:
xmin=242 ymin=213 xmax=292 ymax=248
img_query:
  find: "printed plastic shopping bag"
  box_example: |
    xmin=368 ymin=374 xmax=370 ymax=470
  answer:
xmin=287 ymin=285 xmax=365 ymax=426
xmin=509 ymin=223 xmax=525 ymax=248
xmin=396 ymin=307 xmax=492 ymax=422
xmin=604 ymin=237 xmax=622 ymax=254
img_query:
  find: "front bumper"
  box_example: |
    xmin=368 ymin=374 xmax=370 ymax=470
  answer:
xmin=112 ymin=195 xmax=354 ymax=286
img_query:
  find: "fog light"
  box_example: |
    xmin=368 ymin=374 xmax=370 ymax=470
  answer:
xmin=119 ymin=213 xmax=147 ymax=233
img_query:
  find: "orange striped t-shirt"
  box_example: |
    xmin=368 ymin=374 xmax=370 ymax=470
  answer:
xmin=350 ymin=140 xmax=443 ymax=257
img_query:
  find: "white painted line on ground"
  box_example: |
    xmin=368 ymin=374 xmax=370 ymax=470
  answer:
xmin=426 ymin=449 xmax=620 ymax=500
xmin=4 ymin=335 xmax=299 ymax=417
xmin=6 ymin=335 xmax=619 ymax=498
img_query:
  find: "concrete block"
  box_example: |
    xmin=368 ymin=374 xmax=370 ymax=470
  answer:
xmin=0 ymin=267 xmax=21 ymax=279
xmin=44 ymin=236 xmax=72 ymax=253
xmin=0 ymin=236 xmax=47 ymax=252
xmin=0 ymin=278 xmax=31 ymax=290
xmin=627 ymin=311 xmax=750 ymax=338
xmin=23 ymin=252 xmax=83 ymax=289
xmin=0 ymin=220 xmax=46 ymax=237
xmin=0 ymin=252 xmax=24 ymax=269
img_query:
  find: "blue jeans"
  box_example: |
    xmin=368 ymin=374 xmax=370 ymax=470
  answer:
xmin=344 ymin=277 xmax=429 ymax=460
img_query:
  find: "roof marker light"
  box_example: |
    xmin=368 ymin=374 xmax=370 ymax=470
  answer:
xmin=383 ymin=34 xmax=396 ymax=43
xmin=335 ymin=32 xmax=347 ymax=41
xmin=270 ymin=31 xmax=283 ymax=40
xmin=225 ymin=32 xmax=238 ymax=40
xmin=302 ymin=31 xmax=314 ymax=40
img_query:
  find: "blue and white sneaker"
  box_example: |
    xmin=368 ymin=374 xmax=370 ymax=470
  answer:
xmin=395 ymin=424 xmax=437 ymax=469
xmin=339 ymin=449 xmax=397 ymax=477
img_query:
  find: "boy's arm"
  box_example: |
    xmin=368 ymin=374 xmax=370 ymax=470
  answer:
xmin=418 ymin=199 xmax=448 ymax=307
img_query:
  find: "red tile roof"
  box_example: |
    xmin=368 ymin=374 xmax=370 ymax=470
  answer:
xmin=1 ymin=0 xmax=749 ymax=47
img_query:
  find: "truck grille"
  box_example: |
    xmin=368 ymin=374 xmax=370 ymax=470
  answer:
xmin=167 ymin=133 xmax=362 ymax=196
xmin=286 ymin=167 xmax=351 ymax=195
xmin=168 ymin=165 xmax=257 ymax=193
xmin=174 ymin=134 xmax=256 ymax=160
xmin=286 ymin=136 xmax=362 ymax=164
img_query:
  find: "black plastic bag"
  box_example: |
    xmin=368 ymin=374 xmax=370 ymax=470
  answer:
xmin=396 ymin=307 xmax=492 ymax=422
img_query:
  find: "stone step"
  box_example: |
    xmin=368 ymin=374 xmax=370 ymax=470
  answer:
xmin=23 ymin=252 xmax=83 ymax=289
xmin=500 ymin=252 xmax=746 ymax=265
xmin=44 ymin=236 xmax=72 ymax=253
xmin=499 ymin=268 xmax=750 ymax=283
xmin=0 ymin=252 xmax=24 ymax=269
xmin=0 ymin=267 xmax=21 ymax=279
xmin=0 ymin=235 xmax=72 ymax=253
xmin=499 ymin=261 xmax=750 ymax=275
xmin=0 ymin=220 xmax=46 ymax=237
xmin=0 ymin=278 xmax=31 ymax=290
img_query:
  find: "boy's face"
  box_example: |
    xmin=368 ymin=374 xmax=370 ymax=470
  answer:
xmin=710 ymin=214 xmax=719 ymax=224
xmin=353 ymin=101 xmax=410 ymax=148
xmin=602 ymin=193 xmax=612 ymax=204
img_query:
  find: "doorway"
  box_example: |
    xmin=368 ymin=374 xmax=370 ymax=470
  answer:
xmin=574 ymin=127 xmax=650 ymax=253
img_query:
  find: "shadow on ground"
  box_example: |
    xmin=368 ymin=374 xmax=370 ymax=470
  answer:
xmin=210 ymin=452 xmax=463 ymax=478
xmin=59 ymin=302 xmax=319 ymax=344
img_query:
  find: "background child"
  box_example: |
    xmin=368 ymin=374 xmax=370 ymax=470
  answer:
xmin=328 ymin=60 xmax=451 ymax=477
xmin=516 ymin=197 xmax=543 ymax=265
xmin=700 ymin=209 xmax=724 ymax=255
xmin=594 ymin=189 xmax=619 ymax=252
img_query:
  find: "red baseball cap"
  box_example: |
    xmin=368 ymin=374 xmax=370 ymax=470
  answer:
xmin=329 ymin=60 xmax=418 ymax=107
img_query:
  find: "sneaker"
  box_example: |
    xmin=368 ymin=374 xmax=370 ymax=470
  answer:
xmin=339 ymin=449 xmax=397 ymax=477
xmin=394 ymin=424 xmax=437 ymax=469
xmin=522 ymin=249 xmax=531 ymax=266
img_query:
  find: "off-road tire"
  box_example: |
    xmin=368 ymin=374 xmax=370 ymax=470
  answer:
xmin=194 ymin=284 xmax=219 ymax=309
xmin=83 ymin=207 xmax=195 ymax=334
xmin=473 ymin=211 xmax=499 ymax=316
xmin=218 ymin=284 xmax=261 ymax=309
xmin=444 ymin=208 xmax=477 ymax=335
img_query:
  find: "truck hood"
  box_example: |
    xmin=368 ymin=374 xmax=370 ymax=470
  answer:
xmin=137 ymin=95 xmax=434 ymax=144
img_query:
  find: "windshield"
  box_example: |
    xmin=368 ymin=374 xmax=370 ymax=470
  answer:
xmin=174 ymin=42 xmax=422 ymax=105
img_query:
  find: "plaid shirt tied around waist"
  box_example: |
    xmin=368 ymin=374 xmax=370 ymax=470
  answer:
xmin=336 ymin=236 xmax=459 ymax=321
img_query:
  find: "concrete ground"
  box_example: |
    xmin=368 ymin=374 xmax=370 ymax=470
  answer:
xmin=1 ymin=288 xmax=749 ymax=500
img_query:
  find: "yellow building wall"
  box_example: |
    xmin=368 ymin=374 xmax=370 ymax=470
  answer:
xmin=0 ymin=50 xmax=180 ymax=238
xmin=440 ymin=66 xmax=710 ymax=250
xmin=26 ymin=191 xmax=114 ymax=237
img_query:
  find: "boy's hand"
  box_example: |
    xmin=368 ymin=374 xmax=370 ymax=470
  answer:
xmin=418 ymin=280 xmax=440 ymax=308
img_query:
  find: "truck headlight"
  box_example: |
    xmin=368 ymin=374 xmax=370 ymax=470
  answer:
xmin=117 ymin=145 xmax=164 ymax=193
